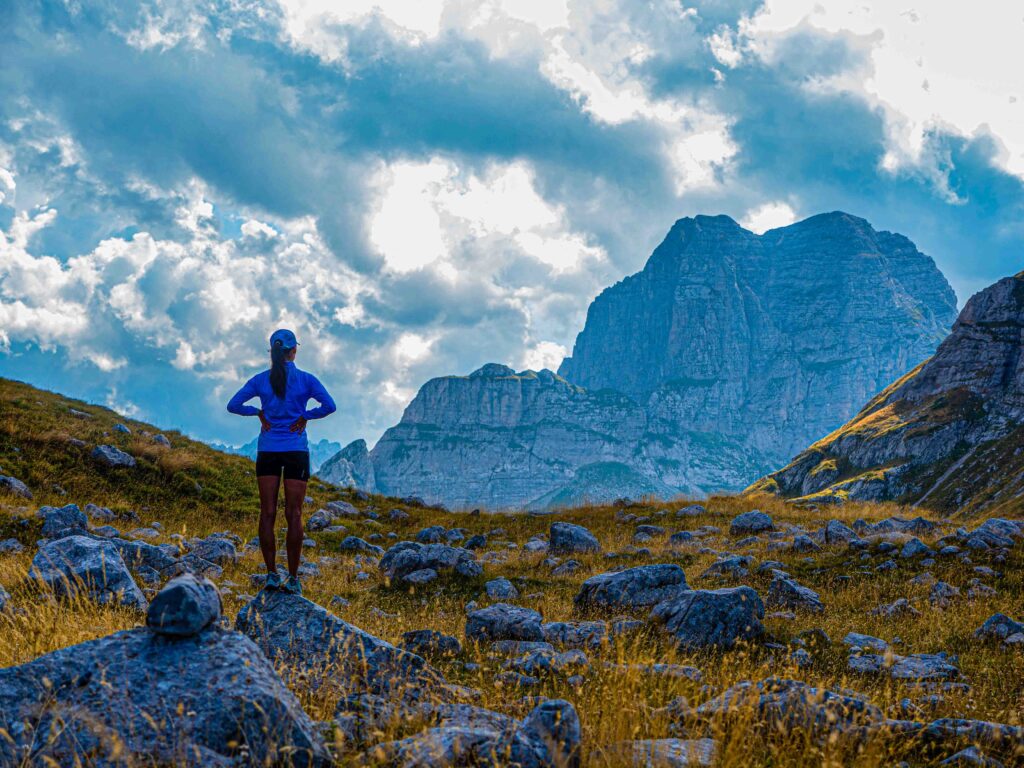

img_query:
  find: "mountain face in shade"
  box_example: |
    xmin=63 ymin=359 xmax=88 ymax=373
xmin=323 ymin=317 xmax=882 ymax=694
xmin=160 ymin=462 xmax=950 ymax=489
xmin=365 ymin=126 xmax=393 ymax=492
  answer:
xmin=558 ymin=212 xmax=958 ymax=467
xmin=328 ymin=212 xmax=958 ymax=509
xmin=752 ymin=271 xmax=1024 ymax=516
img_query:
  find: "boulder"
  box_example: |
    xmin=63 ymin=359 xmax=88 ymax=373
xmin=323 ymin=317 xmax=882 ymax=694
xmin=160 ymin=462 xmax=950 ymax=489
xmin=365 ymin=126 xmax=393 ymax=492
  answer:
xmin=700 ymin=555 xmax=752 ymax=580
xmin=38 ymin=503 xmax=89 ymax=538
xmin=974 ymin=613 xmax=1024 ymax=642
xmin=189 ymin=536 xmax=238 ymax=565
xmin=574 ymin=564 xmax=690 ymax=611
xmin=146 ymin=574 xmax=222 ymax=637
xmin=379 ymin=542 xmax=482 ymax=584
xmin=729 ymin=511 xmax=773 ymax=536
xmin=0 ymin=624 xmax=328 ymax=766
xmin=236 ymin=589 xmax=440 ymax=697
xmin=542 ymin=621 xmax=608 ymax=649
xmin=822 ymin=519 xmax=858 ymax=546
xmin=766 ymin=573 xmax=824 ymax=613
xmin=0 ymin=475 xmax=32 ymax=499
xmin=650 ymin=587 xmax=764 ymax=650
xmin=465 ymin=603 xmax=544 ymax=642
xmin=30 ymin=535 xmax=147 ymax=611
xmin=92 ymin=444 xmax=137 ymax=468
xmin=549 ymin=522 xmax=601 ymax=554
xmin=416 ymin=525 xmax=447 ymax=544
xmin=486 ymin=577 xmax=519 ymax=600
xmin=401 ymin=629 xmax=462 ymax=658
xmin=338 ymin=536 xmax=385 ymax=556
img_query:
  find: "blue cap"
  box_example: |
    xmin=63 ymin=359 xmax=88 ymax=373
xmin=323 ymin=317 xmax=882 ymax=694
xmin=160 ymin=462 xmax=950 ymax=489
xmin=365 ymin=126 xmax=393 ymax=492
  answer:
xmin=269 ymin=328 xmax=298 ymax=349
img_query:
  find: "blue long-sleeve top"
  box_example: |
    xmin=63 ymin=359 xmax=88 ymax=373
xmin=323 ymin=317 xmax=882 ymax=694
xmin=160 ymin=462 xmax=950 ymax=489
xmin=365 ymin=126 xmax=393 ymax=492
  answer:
xmin=226 ymin=362 xmax=336 ymax=452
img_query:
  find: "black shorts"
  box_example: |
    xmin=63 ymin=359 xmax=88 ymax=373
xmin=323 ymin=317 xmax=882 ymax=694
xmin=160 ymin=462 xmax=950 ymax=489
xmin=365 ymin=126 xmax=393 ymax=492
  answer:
xmin=255 ymin=451 xmax=310 ymax=481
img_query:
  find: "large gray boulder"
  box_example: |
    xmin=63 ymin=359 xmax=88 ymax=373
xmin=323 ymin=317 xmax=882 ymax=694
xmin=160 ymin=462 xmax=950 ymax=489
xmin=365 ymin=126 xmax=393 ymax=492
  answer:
xmin=549 ymin=522 xmax=601 ymax=554
xmin=236 ymin=589 xmax=440 ymax=697
xmin=30 ymin=535 xmax=147 ymax=611
xmin=974 ymin=613 xmax=1024 ymax=642
xmin=0 ymin=624 xmax=328 ymax=766
xmin=374 ymin=698 xmax=580 ymax=768
xmin=147 ymin=574 xmax=222 ymax=637
xmin=574 ymin=564 xmax=689 ymax=611
xmin=188 ymin=536 xmax=237 ymax=566
xmin=379 ymin=541 xmax=482 ymax=584
xmin=92 ymin=444 xmax=137 ymax=468
xmin=465 ymin=603 xmax=544 ymax=642
xmin=650 ymin=587 xmax=765 ymax=650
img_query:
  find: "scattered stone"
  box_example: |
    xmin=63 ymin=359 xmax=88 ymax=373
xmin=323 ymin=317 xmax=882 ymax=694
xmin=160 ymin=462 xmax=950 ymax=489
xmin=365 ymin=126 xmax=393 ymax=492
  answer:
xmin=339 ymin=536 xmax=385 ymax=556
xmin=766 ymin=573 xmax=824 ymax=613
xmin=189 ymin=536 xmax=238 ymax=565
xmin=974 ymin=613 xmax=1024 ymax=642
xmin=401 ymin=629 xmax=462 ymax=658
xmin=870 ymin=598 xmax=920 ymax=618
xmin=486 ymin=577 xmax=519 ymax=600
xmin=379 ymin=542 xmax=482 ymax=584
xmin=146 ymin=574 xmax=222 ymax=637
xmin=849 ymin=651 xmax=959 ymax=681
xmin=416 ymin=525 xmax=447 ymax=544
xmin=700 ymin=555 xmax=752 ymax=581
xmin=822 ymin=519 xmax=858 ymax=546
xmin=0 ymin=475 xmax=32 ymax=499
xmin=650 ymin=586 xmax=765 ymax=650
xmin=939 ymin=746 xmax=1004 ymax=767
xmin=551 ymin=559 xmax=582 ymax=576
xmin=901 ymin=537 xmax=933 ymax=558
xmin=549 ymin=522 xmax=601 ymax=554
xmin=843 ymin=632 xmax=888 ymax=652
xmin=0 ymin=538 xmax=24 ymax=554
xmin=729 ymin=510 xmax=774 ymax=536
xmin=30 ymin=535 xmax=148 ymax=611
xmin=152 ymin=434 xmax=171 ymax=447
xmin=465 ymin=604 xmax=543 ymax=643
xmin=0 ymin=584 xmax=9 ymax=612
xmin=676 ymin=504 xmax=706 ymax=517
xmin=92 ymin=444 xmax=137 ymax=468
xmin=930 ymin=581 xmax=961 ymax=609
xmin=38 ymin=503 xmax=89 ymax=538
xmin=542 ymin=621 xmax=607 ymax=649
xmin=791 ymin=534 xmax=819 ymax=553
xmin=574 ymin=564 xmax=690 ymax=613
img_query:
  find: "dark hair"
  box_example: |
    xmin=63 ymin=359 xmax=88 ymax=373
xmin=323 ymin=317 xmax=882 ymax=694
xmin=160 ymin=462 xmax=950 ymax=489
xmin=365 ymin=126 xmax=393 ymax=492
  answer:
xmin=270 ymin=340 xmax=289 ymax=399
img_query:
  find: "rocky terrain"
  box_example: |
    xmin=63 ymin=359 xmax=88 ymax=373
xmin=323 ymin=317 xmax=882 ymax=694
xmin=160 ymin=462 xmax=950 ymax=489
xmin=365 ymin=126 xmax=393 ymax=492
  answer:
xmin=755 ymin=270 xmax=1024 ymax=516
xmin=0 ymin=377 xmax=1022 ymax=767
xmin=334 ymin=212 xmax=957 ymax=509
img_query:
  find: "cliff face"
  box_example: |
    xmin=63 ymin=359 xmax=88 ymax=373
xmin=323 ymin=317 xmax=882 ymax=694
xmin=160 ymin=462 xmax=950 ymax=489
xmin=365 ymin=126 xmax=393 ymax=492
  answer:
xmin=559 ymin=212 xmax=958 ymax=463
xmin=330 ymin=212 xmax=959 ymax=509
xmin=754 ymin=271 xmax=1024 ymax=516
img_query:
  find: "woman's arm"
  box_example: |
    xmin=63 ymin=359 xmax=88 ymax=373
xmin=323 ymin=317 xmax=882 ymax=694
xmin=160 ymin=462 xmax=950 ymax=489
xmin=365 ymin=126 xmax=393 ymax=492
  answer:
xmin=226 ymin=376 xmax=261 ymax=416
xmin=302 ymin=374 xmax=337 ymax=420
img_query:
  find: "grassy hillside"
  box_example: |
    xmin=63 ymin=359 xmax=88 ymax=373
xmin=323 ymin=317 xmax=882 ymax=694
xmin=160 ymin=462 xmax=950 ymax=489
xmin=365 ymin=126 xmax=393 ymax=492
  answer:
xmin=0 ymin=377 xmax=1022 ymax=766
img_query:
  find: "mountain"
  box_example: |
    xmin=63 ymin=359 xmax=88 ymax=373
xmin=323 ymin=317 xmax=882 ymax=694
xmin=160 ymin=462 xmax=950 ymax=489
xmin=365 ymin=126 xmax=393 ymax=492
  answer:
xmin=330 ymin=212 xmax=958 ymax=509
xmin=559 ymin=211 xmax=957 ymax=465
xmin=210 ymin=437 xmax=341 ymax=473
xmin=751 ymin=270 xmax=1024 ymax=516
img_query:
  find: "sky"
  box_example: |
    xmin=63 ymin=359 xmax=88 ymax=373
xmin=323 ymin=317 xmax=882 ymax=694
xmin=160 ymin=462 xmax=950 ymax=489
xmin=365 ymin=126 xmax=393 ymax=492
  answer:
xmin=1 ymin=0 xmax=1023 ymax=451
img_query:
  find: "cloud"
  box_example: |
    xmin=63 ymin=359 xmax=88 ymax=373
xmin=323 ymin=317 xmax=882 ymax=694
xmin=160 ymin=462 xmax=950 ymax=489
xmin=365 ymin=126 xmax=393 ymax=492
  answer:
xmin=1 ymin=0 xmax=1024 ymax=452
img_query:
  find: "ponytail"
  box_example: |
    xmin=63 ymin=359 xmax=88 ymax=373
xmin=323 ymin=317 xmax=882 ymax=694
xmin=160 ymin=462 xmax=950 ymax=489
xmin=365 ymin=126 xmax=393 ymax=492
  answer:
xmin=270 ymin=340 xmax=289 ymax=399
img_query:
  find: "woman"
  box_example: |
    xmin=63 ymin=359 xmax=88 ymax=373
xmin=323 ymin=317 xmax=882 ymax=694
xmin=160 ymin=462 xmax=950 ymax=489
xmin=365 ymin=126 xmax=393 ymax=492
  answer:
xmin=227 ymin=328 xmax=336 ymax=595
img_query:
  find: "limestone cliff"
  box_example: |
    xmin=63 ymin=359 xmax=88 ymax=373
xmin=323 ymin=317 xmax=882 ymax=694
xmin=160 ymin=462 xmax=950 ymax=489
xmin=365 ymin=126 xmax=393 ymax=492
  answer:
xmin=753 ymin=271 xmax=1024 ymax=515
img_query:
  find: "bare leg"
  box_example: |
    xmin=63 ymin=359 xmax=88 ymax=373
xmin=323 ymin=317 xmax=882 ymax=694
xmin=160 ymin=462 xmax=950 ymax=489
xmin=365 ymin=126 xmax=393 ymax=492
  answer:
xmin=258 ymin=475 xmax=282 ymax=573
xmin=283 ymin=479 xmax=307 ymax=577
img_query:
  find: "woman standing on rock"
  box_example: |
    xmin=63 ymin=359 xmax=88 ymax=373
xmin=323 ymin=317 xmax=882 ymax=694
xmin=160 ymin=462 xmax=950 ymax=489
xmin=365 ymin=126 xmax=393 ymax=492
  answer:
xmin=227 ymin=329 xmax=336 ymax=595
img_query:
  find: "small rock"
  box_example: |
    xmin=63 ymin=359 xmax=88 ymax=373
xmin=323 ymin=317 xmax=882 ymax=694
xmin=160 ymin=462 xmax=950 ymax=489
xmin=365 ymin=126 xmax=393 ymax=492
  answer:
xmin=146 ymin=574 xmax=222 ymax=637
xmin=486 ymin=577 xmax=519 ymax=600
xmin=0 ymin=475 xmax=32 ymax=500
xmin=549 ymin=522 xmax=601 ymax=554
xmin=465 ymin=603 xmax=543 ymax=642
xmin=729 ymin=510 xmax=773 ymax=536
xmin=92 ymin=445 xmax=137 ymax=468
